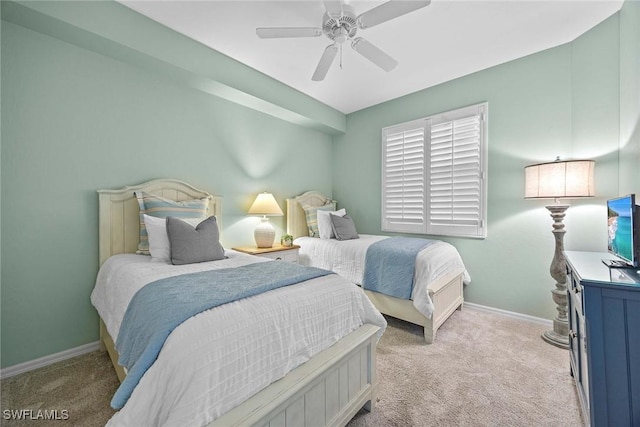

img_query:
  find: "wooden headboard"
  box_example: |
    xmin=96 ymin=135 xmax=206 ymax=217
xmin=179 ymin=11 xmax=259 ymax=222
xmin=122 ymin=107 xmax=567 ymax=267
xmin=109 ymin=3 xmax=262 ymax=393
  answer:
xmin=286 ymin=191 xmax=335 ymax=239
xmin=97 ymin=179 xmax=222 ymax=265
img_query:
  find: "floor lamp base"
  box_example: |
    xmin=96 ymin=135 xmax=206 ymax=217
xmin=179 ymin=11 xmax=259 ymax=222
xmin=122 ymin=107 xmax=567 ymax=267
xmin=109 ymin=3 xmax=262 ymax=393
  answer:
xmin=542 ymin=203 xmax=570 ymax=351
xmin=541 ymin=330 xmax=569 ymax=349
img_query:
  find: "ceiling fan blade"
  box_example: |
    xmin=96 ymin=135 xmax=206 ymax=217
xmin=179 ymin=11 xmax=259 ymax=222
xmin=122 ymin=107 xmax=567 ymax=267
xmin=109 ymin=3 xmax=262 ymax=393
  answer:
xmin=351 ymin=37 xmax=398 ymax=72
xmin=256 ymin=27 xmax=322 ymax=39
xmin=323 ymin=0 xmax=343 ymax=18
xmin=357 ymin=0 xmax=431 ymax=29
xmin=312 ymin=44 xmax=338 ymax=81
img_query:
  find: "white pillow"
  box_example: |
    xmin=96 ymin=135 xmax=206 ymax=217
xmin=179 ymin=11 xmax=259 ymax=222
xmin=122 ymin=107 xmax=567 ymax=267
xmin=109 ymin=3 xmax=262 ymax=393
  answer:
xmin=143 ymin=214 xmax=207 ymax=262
xmin=317 ymin=208 xmax=346 ymax=239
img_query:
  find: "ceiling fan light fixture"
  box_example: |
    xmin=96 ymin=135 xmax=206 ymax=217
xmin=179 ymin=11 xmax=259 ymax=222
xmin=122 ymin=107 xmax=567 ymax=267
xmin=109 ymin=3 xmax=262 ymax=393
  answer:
xmin=333 ymin=27 xmax=349 ymax=44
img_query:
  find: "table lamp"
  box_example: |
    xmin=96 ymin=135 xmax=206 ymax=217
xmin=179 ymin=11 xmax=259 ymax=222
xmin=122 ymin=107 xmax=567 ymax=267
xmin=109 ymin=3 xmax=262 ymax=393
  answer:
xmin=248 ymin=192 xmax=284 ymax=248
xmin=524 ymin=157 xmax=595 ymax=349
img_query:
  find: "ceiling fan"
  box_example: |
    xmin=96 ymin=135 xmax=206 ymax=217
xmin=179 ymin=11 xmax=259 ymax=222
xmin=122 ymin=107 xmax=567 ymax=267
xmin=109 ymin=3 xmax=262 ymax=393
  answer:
xmin=256 ymin=0 xmax=431 ymax=81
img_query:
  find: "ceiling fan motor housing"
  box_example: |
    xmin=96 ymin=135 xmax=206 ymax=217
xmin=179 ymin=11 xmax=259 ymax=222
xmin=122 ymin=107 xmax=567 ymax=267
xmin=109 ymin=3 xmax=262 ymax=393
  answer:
xmin=322 ymin=6 xmax=358 ymax=44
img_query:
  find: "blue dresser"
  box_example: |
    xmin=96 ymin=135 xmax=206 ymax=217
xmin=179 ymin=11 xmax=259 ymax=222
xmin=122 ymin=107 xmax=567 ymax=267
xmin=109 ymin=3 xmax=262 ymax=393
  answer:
xmin=565 ymin=251 xmax=640 ymax=427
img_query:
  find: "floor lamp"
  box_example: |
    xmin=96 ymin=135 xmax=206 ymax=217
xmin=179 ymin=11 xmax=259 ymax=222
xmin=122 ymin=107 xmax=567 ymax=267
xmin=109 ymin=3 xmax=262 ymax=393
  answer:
xmin=524 ymin=158 xmax=595 ymax=349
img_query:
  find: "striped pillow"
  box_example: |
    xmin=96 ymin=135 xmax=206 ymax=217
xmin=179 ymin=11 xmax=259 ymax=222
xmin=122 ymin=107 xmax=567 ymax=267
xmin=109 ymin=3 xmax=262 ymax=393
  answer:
xmin=135 ymin=191 xmax=210 ymax=255
xmin=301 ymin=203 xmax=336 ymax=237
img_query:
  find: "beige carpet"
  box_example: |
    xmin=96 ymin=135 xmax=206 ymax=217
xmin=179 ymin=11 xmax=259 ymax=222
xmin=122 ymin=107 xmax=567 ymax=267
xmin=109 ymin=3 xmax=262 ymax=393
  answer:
xmin=1 ymin=307 xmax=583 ymax=426
xmin=1 ymin=350 xmax=118 ymax=426
xmin=348 ymin=308 xmax=582 ymax=427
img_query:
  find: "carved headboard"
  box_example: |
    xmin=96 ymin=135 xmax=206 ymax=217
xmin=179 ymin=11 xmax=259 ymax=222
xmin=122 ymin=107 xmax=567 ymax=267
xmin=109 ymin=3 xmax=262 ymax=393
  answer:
xmin=286 ymin=191 xmax=335 ymax=239
xmin=97 ymin=179 xmax=222 ymax=265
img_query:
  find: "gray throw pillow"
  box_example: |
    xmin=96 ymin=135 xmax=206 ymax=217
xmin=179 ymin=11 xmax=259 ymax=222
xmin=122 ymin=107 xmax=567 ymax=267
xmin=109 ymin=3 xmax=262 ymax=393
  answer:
xmin=329 ymin=214 xmax=359 ymax=241
xmin=166 ymin=216 xmax=225 ymax=265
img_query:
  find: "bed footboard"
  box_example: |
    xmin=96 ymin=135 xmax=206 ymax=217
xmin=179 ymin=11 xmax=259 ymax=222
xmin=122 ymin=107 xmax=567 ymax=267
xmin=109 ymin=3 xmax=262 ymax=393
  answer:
xmin=425 ymin=272 xmax=464 ymax=343
xmin=364 ymin=270 xmax=464 ymax=344
xmin=211 ymin=324 xmax=380 ymax=427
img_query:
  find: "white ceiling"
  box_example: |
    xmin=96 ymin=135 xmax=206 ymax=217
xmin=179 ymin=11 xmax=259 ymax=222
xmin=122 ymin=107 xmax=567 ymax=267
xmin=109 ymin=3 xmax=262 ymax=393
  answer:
xmin=120 ymin=0 xmax=623 ymax=114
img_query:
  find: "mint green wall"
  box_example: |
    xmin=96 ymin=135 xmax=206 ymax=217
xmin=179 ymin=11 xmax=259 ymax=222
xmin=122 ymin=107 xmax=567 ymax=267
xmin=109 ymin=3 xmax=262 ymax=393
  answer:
xmin=1 ymin=17 xmax=334 ymax=367
xmin=1 ymin=1 xmax=345 ymax=135
xmin=334 ymin=13 xmax=625 ymax=320
xmin=619 ymin=0 xmax=640 ymax=195
xmin=566 ymin=14 xmax=620 ymax=252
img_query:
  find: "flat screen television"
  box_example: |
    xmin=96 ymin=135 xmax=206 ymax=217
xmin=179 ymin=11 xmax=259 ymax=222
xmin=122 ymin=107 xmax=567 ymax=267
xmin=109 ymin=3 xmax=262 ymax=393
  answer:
xmin=606 ymin=194 xmax=638 ymax=268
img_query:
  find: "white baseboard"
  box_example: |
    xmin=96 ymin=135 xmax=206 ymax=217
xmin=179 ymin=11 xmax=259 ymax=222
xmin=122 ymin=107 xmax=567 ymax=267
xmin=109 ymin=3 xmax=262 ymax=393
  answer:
xmin=0 ymin=304 xmax=551 ymax=379
xmin=1 ymin=341 xmax=101 ymax=380
xmin=464 ymin=302 xmax=553 ymax=327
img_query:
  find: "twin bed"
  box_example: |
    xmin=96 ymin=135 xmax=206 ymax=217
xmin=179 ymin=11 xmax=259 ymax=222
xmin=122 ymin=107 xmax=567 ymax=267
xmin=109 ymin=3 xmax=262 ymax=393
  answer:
xmin=286 ymin=191 xmax=470 ymax=344
xmin=92 ymin=179 xmax=386 ymax=427
xmin=93 ymin=180 xmax=469 ymax=426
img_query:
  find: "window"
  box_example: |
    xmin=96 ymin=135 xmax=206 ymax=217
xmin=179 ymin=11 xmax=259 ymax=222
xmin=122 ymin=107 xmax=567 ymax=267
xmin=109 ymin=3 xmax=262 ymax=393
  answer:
xmin=381 ymin=103 xmax=488 ymax=238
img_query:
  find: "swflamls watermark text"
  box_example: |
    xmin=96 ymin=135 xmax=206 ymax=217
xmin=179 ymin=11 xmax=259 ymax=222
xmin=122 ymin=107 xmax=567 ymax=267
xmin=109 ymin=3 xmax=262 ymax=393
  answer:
xmin=2 ymin=409 xmax=69 ymax=421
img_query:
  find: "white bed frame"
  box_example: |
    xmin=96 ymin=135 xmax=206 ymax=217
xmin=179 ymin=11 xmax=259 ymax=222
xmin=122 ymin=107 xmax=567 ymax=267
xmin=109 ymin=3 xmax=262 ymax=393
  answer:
xmin=287 ymin=190 xmax=464 ymax=344
xmin=97 ymin=179 xmax=380 ymax=427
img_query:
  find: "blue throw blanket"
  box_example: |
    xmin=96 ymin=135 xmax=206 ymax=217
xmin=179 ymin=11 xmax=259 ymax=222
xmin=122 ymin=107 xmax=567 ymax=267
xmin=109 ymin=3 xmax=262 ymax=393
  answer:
xmin=112 ymin=261 xmax=332 ymax=409
xmin=362 ymin=237 xmax=436 ymax=299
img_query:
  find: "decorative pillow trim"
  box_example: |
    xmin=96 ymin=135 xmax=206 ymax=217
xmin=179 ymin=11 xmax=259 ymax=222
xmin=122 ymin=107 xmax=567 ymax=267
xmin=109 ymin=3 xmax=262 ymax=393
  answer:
xmin=135 ymin=191 xmax=210 ymax=255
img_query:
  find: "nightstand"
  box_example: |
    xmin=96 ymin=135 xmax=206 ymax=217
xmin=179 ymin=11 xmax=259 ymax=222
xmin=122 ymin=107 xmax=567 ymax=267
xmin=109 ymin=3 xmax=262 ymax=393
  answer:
xmin=232 ymin=244 xmax=300 ymax=263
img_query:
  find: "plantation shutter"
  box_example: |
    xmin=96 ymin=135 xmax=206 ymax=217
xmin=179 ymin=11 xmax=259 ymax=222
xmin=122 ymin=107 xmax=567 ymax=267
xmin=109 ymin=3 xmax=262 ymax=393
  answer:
xmin=381 ymin=119 xmax=428 ymax=233
xmin=381 ymin=103 xmax=487 ymax=238
xmin=427 ymin=103 xmax=487 ymax=237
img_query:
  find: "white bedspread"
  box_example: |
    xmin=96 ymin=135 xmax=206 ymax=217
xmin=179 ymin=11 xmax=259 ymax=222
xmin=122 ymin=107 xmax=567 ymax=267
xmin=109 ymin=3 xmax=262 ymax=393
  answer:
xmin=91 ymin=251 xmax=386 ymax=427
xmin=294 ymin=234 xmax=471 ymax=318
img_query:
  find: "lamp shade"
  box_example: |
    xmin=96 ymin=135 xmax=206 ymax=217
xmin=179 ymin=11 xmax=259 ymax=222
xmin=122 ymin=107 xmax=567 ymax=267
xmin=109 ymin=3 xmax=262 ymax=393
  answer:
xmin=248 ymin=192 xmax=284 ymax=216
xmin=524 ymin=159 xmax=595 ymax=199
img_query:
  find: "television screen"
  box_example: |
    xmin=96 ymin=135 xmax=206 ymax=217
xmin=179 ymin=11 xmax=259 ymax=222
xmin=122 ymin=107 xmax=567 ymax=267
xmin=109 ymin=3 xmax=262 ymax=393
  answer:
xmin=607 ymin=194 xmax=636 ymax=266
